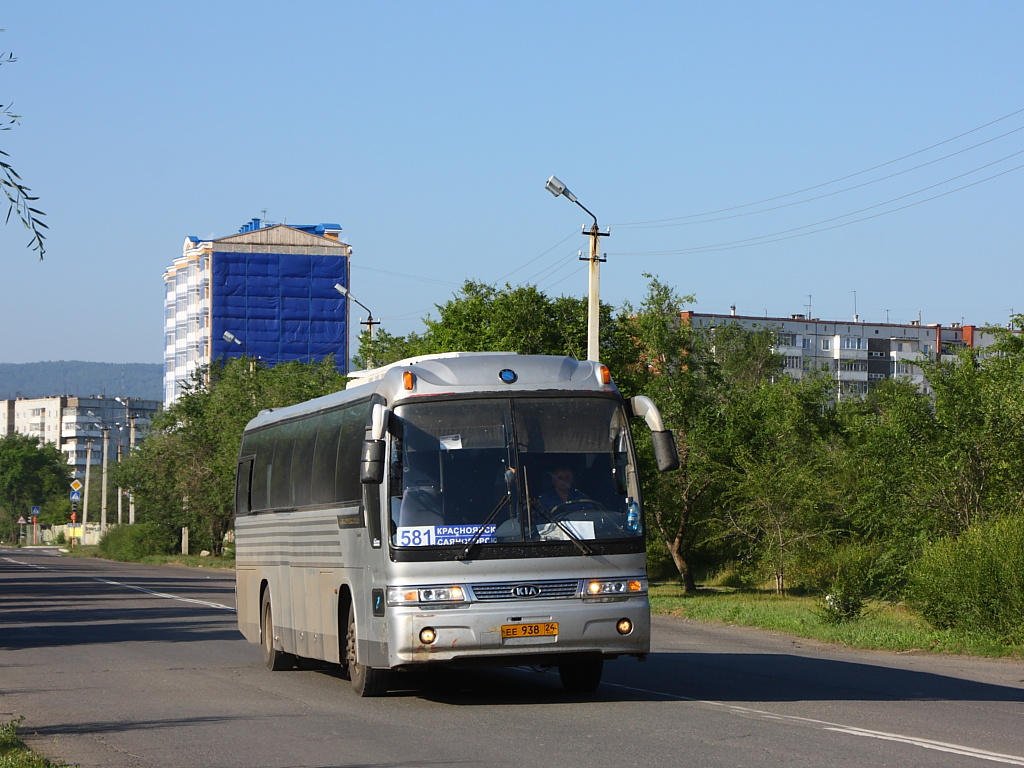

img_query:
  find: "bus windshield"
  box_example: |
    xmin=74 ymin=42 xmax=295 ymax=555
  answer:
xmin=388 ymin=396 xmax=643 ymax=549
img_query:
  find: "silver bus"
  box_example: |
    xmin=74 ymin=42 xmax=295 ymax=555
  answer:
xmin=235 ymin=352 xmax=678 ymax=696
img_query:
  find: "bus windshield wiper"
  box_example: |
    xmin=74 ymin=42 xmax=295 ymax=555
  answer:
xmin=530 ymin=500 xmax=594 ymax=556
xmin=456 ymin=493 xmax=511 ymax=561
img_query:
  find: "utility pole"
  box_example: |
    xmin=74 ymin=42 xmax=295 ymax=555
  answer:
xmin=128 ymin=412 xmax=137 ymax=524
xmin=101 ymin=426 xmax=110 ymax=532
xmin=83 ymin=438 xmax=93 ymax=532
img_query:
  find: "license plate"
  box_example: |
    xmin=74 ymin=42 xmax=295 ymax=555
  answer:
xmin=501 ymin=622 xmax=558 ymax=638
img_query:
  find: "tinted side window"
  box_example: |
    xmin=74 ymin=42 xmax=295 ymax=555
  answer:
xmin=290 ymin=418 xmax=318 ymax=507
xmin=268 ymin=423 xmax=296 ymax=508
xmin=336 ymin=401 xmax=371 ymax=503
xmin=250 ymin=430 xmax=272 ymax=511
xmin=311 ymin=409 xmax=343 ymax=504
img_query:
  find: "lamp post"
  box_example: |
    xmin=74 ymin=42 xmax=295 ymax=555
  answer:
xmin=334 ymin=283 xmax=380 ymax=366
xmin=545 ymin=175 xmax=610 ymax=363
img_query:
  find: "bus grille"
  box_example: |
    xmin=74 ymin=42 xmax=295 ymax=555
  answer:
xmin=470 ymin=580 xmax=580 ymax=601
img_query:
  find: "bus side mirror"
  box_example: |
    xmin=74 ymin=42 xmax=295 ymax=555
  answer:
xmin=360 ymin=439 xmax=385 ymax=484
xmin=652 ymin=430 xmax=679 ymax=473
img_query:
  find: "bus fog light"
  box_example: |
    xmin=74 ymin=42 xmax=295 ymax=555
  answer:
xmin=419 ymin=627 xmax=437 ymax=644
xmin=616 ymin=618 xmax=633 ymax=635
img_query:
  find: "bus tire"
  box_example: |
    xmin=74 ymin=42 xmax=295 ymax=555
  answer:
xmin=558 ymin=657 xmax=603 ymax=693
xmin=346 ymin=606 xmax=388 ymax=697
xmin=261 ymin=591 xmax=295 ymax=671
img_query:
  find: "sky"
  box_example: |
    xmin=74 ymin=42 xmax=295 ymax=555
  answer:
xmin=2 ymin=2 xmax=1023 ymax=364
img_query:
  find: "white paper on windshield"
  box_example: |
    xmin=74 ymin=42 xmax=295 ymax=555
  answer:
xmin=535 ymin=521 xmax=596 ymax=540
xmin=439 ymin=434 xmax=463 ymax=450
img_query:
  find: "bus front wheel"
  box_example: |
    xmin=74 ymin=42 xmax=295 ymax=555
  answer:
xmin=261 ymin=591 xmax=295 ymax=671
xmin=346 ymin=607 xmax=389 ymax=697
xmin=558 ymin=657 xmax=603 ymax=693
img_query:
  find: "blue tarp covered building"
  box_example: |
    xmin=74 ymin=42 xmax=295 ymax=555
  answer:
xmin=163 ymin=220 xmax=351 ymax=404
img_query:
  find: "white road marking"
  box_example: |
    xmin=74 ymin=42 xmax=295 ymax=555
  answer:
xmin=3 ymin=556 xmax=235 ymax=612
xmin=603 ymin=679 xmax=1024 ymax=766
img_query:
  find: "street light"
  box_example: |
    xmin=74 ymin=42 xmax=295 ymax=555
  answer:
xmin=545 ymin=175 xmax=609 ymax=362
xmin=334 ymin=283 xmax=380 ymax=366
xmin=223 ymin=330 xmax=257 ymax=356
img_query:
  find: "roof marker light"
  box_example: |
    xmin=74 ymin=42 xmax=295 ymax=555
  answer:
xmin=598 ymin=365 xmax=611 ymax=385
xmin=403 ymin=371 xmax=415 ymax=390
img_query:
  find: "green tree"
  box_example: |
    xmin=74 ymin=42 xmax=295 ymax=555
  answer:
xmin=353 ymin=280 xmax=612 ymax=367
xmin=715 ymin=364 xmax=836 ymax=594
xmin=0 ymin=433 xmax=69 ymax=541
xmin=1 ymin=34 xmax=46 ymax=257
xmin=117 ymin=356 xmax=347 ymax=554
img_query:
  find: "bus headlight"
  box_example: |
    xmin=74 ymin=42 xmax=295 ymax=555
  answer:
xmin=387 ymin=585 xmax=467 ymax=606
xmin=584 ymin=578 xmax=647 ymax=601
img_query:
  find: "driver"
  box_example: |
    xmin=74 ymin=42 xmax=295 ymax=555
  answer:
xmin=538 ymin=466 xmax=593 ymax=512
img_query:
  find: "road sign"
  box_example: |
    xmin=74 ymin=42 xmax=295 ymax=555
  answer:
xmin=70 ymin=479 xmax=83 ymax=492
xmin=70 ymin=490 xmax=82 ymax=502
xmin=17 ymin=516 xmax=27 ymax=525
xmin=31 ymin=506 xmax=41 ymax=516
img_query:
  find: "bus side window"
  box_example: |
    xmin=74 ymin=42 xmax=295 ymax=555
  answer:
xmin=312 ymin=409 xmax=343 ymax=505
xmin=290 ymin=417 xmax=318 ymax=508
xmin=235 ymin=457 xmax=254 ymax=516
xmin=336 ymin=403 xmax=369 ymax=504
xmin=251 ymin=431 xmax=271 ymax=511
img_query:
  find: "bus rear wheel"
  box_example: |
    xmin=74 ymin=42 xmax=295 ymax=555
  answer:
xmin=261 ymin=591 xmax=295 ymax=671
xmin=558 ymin=657 xmax=603 ymax=693
xmin=346 ymin=606 xmax=389 ymax=697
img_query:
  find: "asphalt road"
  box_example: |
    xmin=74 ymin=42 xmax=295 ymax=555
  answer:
xmin=2 ymin=546 xmax=1023 ymax=768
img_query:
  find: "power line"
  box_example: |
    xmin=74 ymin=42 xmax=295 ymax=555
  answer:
xmin=616 ymin=106 xmax=1024 ymax=227
xmin=613 ymin=159 xmax=1024 ymax=257
xmin=352 ymin=264 xmax=459 ymax=287
xmin=494 ymin=229 xmax=579 ymax=283
xmin=618 ymin=124 xmax=1024 ymax=230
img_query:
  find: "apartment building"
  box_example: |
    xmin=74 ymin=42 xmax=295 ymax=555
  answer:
xmin=680 ymin=310 xmax=994 ymax=398
xmin=0 ymin=395 xmax=160 ymax=479
xmin=163 ymin=218 xmax=352 ymax=405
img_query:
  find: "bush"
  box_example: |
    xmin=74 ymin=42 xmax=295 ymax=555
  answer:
xmin=907 ymin=515 xmax=1024 ymax=643
xmin=98 ymin=522 xmax=169 ymax=562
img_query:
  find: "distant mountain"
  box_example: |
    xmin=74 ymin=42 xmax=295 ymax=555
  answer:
xmin=0 ymin=361 xmax=163 ymax=401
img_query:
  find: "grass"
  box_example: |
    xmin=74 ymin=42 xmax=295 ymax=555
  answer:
xmin=60 ymin=545 xmax=235 ymax=570
xmin=650 ymin=584 xmax=1024 ymax=658
xmin=0 ymin=718 xmax=67 ymax=768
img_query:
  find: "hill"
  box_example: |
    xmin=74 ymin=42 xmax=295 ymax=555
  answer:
xmin=0 ymin=361 xmax=163 ymax=401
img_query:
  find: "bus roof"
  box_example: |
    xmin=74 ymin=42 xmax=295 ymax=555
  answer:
xmin=244 ymin=352 xmax=618 ymax=431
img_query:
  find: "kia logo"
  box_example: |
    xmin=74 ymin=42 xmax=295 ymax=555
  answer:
xmin=513 ymin=585 xmax=541 ymax=598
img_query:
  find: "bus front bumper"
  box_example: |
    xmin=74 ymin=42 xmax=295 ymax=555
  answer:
xmin=385 ymin=597 xmax=650 ymax=668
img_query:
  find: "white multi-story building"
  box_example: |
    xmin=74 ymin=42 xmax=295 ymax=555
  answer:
xmin=680 ymin=310 xmax=996 ymax=398
xmin=162 ymin=219 xmax=352 ymax=405
xmin=0 ymin=395 xmax=159 ymax=479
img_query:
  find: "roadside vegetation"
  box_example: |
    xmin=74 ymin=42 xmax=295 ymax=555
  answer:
xmin=649 ymin=585 xmax=1024 ymax=659
xmin=0 ymin=718 xmax=65 ymax=768
xmin=9 ymin=276 xmax=1021 ymax=654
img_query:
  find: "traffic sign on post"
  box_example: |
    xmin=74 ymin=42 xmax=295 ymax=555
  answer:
xmin=70 ymin=479 xmax=83 ymax=492
xmin=70 ymin=490 xmax=81 ymax=502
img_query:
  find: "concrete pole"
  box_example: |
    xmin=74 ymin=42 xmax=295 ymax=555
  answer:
xmin=82 ymin=439 xmax=93 ymax=529
xmin=128 ymin=413 xmax=136 ymax=524
xmin=586 ymin=223 xmax=601 ymax=363
xmin=101 ymin=427 xmax=110 ymax=532
xmin=116 ymin=441 xmax=123 ymax=526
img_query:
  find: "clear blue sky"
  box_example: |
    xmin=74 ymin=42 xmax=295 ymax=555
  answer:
xmin=3 ymin=2 xmax=1022 ymax=364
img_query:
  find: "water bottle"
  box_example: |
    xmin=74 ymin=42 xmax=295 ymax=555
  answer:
xmin=626 ymin=499 xmax=640 ymax=531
